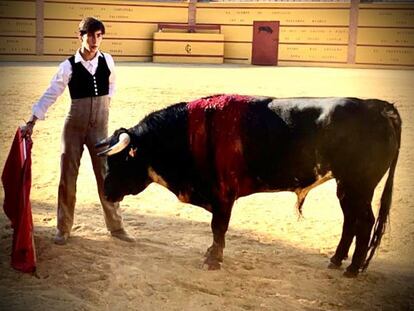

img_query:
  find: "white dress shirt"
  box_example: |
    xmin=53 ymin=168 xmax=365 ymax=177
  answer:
xmin=32 ymin=50 xmax=116 ymax=120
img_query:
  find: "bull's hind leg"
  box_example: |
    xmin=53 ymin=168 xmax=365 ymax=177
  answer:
xmin=329 ymin=182 xmax=356 ymax=269
xmin=331 ymin=181 xmax=375 ymax=277
xmin=204 ymin=201 xmax=233 ymax=270
xmin=345 ymin=204 xmax=374 ymax=277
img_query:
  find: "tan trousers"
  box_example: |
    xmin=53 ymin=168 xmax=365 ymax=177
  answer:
xmin=57 ymin=95 xmax=124 ymax=234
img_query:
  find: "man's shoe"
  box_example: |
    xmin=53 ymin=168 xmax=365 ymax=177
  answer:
xmin=54 ymin=230 xmax=69 ymax=245
xmin=110 ymin=229 xmax=135 ymax=243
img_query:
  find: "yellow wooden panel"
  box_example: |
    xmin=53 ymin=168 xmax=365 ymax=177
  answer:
xmin=44 ymin=20 xmax=78 ymax=37
xmin=281 ymin=27 xmax=348 ymax=44
xmin=0 ymin=1 xmax=35 ymax=18
xmin=356 ymin=46 xmax=414 ymax=65
xmin=0 ymin=19 xmax=36 ymax=36
xmin=279 ymin=44 xmax=347 ymax=62
xmin=154 ymin=32 xmax=224 ymax=42
xmin=44 ymin=2 xmax=187 ymax=22
xmin=154 ymin=41 xmax=224 ymax=57
xmin=197 ymin=8 xmax=349 ymax=26
xmin=221 ymin=25 xmax=252 ymax=42
xmin=106 ymin=22 xmax=158 ymax=39
xmin=357 ymin=28 xmax=414 ymax=46
xmin=43 ymin=38 xmax=79 ymax=55
xmin=153 ymin=33 xmax=224 ymax=59
xmin=153 ymin=55 xmax=223 ymax=64
xmin=44 ymin=20 xmax=158 ymax=39
xmin=197 ymin=3 xmax=350 ymax=9
xmin=224 ymin=42 xmax=251 ymax=60
xmin=359 ymin=9 xmax=414 ymax=27
xmin=43 ymin=38 xmax=152 ymax=56
xmin=103 ymin=39 xmax=152 ymax=56
xmin=220 ymin=25 xmax=349 ymax=44
xmin=0 ymin=37 xmax=35 ymax=54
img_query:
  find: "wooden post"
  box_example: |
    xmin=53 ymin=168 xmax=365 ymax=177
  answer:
xmin=36 ymin=0 xmax=44 ymax=55
xmin=188 ymin=0 xmax=197 ymax=32
xmin=347 ymin=0 xmax=359 ymax=64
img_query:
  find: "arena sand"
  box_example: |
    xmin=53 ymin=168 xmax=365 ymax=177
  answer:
xmin=0 ymin=63 xmax=413 ymax=310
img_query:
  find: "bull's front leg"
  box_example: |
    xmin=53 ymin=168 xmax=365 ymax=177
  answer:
xmin=204 ymin=201 xmax=233 ymax=270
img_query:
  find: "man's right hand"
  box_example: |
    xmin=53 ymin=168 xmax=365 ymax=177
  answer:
xmin=20 ymin=117 xmax=37 ymax=138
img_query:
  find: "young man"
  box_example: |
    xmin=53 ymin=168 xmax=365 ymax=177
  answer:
xmin=21 ymin=17 xmax=133 ymax=245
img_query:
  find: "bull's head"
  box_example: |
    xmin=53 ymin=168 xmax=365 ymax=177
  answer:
xmin=96 ymin=128 xmax=150 ymax=202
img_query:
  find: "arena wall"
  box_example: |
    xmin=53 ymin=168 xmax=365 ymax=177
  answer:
xmin=0 ymin=0 xmax=413 ymax=68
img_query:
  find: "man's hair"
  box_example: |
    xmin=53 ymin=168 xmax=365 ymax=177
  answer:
xmin=78 ymin=17 xmax=105 ymax=35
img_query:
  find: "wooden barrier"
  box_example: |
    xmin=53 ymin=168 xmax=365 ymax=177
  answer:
xmin=153 ymin=31 xmax=224 ymax=64
xmin=0 ymin=0 xmax=412 ymax=68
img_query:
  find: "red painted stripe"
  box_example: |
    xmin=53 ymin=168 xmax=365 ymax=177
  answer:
xmin=359 ymin=7 xmax=414 ymax=11
xmin=282 ymin=25 xmax=348 ymax=28
xmin=0 ymin=53 xmax=36 ymax=55
xmin=0 ymin=17 xmax=36 ymax=20
xmin=199 ymin=6 xmax=350 ymax=10
xmin=0 ymin=35 xmax=36 ymax=38
xmin=43 ymin=18 xmax=180 ymax=24
xmin=358 ymin=26 xmax=414 ymax=29
xmin=43 ymin=35 xmax=153 ymax=41
xmin=280 ymin=42 xmax=348 ymax=46
xmin=154 ymin=39 xmax=223 ymax=43
xmin=224 ymin=41 xmax=250 ymax=44
xmin=357 ymin=44 xmax=414 ymax=48
xmin=153 ymin=54 xmax=222 ymax=58
xmin=224 ymin=57 xmax=249 ymax=61
xmin=279 ymin=59 xmax=347 ymax=64
xmin=44 ymin=0 xmax=187 ymax=8
xmin=42 ymin=53 xmax=150 ymax=57
xmin=355 ymin=62 xmax=414 ymax=67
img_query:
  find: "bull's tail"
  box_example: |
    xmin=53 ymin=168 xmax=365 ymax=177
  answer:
xmin=362 ymin=103 xmax=401 ymax=271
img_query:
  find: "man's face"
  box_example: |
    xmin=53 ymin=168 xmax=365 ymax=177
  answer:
xmin=80 ymin=30 xmax=103 ymax=53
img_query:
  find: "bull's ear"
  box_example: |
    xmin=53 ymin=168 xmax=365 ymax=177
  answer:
xmin=128 ymin=147 xmax=137 ymax=158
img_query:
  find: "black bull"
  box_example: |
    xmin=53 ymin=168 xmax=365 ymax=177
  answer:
xmin=96 ymin=95 xmax=401 ymax=277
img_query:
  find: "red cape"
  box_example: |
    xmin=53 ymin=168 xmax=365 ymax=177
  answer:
xmin=2 ymin=128 xmax=36 ymax=273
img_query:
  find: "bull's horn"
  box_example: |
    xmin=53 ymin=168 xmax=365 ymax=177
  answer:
xmin=95 ymin=136 xmax=112 ymax=148
xmin=97 ymin=133 xmax=131 ymax=156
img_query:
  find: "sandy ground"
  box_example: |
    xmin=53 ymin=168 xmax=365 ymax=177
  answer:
xmin=0 ymin=63 xmax=413 ymax=311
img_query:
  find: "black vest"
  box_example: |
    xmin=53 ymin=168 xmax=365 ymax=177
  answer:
xmin=68 ymin=54 xmax=110 ymax=99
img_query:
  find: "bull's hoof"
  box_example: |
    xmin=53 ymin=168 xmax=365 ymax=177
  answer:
xmin=202 ymin=258 xmax=222 ymax=270
xmin=328 ymin=257 xmax=342 ymax=269
xmin=343 ymin=266 xmax=359 ymax=278
xmin=204 ymin=245 xmax=223 ymax=262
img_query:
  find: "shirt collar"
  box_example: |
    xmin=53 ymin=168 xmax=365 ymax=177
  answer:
xmin=74 ymin=49 xmax=103 ymax=64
